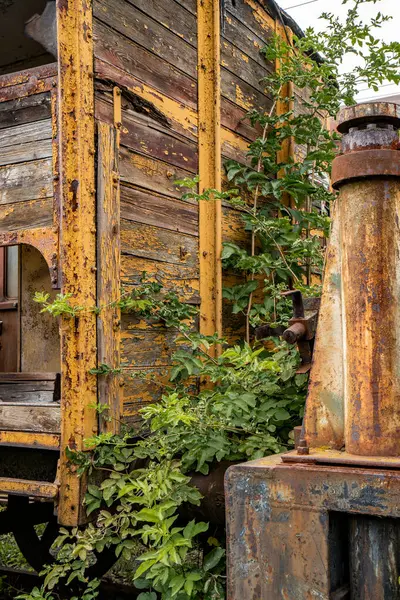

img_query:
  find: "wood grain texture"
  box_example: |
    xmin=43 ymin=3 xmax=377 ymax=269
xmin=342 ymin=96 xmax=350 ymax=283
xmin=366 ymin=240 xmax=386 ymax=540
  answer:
xmin=0 ymin=199 xmax=53 ymax=231
xmin=121 ymin=219 xmax=198 ymax=266
xmin=0 ymin=404 xmax=61 ymax=433
xmin=121 ymin=185 xmax=198 ymax=236
xmin=121 ymin=256 xmax=199 ymax=302
xmin=119 ymin=150 xmax=193 ymax=199
xmin=97 ymin=122 xmax=121 ymax=433
xmin=0 ymin=159 xmax=53 ymax=205
xmin=94 ymin=19 xmax=197 ymax=109
xmin=0 ymin=93 xmax=51 ymax=130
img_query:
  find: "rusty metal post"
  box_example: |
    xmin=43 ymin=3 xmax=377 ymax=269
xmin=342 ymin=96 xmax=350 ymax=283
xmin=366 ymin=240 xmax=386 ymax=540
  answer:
xmin=331 ymin=103 xmax=400 ymax=456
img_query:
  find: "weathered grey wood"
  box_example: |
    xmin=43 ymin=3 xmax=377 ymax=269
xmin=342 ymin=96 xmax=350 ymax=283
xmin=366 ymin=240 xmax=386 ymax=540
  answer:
xmin=0 ymin=93 xmax=51 ymax=130
xmin=0 ymin=404 xmax=61 ymax=433
xmin=0 ymin=373 xmax=59 ymax=381
xmin=97 ymin=122 xmax=121 ymax=432
xmin=0 ymin=198 xmax=53 ymax=232
xmin=0 ymin=140 xmax=52 ymax=167
xmin=0 ymin=389 xmax=55 ymax=403
xmin=0 ymin=159 xmax=53 ymax=205
xmin=0 ymin=120 xmax=52 ymax=147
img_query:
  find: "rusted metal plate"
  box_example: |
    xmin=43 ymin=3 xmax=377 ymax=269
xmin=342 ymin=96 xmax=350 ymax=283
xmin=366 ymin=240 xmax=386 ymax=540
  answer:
xmin=336 ymin=102 xmax=400 ymax=133
xmin=304 ymin=203 xmax=345 ymax=449
xmin=225 ymin=457 xmax=400 ymax=600
xmin=282 ymin=448 xmax=400 ymax=469
xmin=332 ymin=149 xmax=400 ymax=188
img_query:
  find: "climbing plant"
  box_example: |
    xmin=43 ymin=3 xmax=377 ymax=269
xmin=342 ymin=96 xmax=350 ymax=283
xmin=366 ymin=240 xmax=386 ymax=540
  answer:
xmin=16 ymin=1 xmax=400 ymax=599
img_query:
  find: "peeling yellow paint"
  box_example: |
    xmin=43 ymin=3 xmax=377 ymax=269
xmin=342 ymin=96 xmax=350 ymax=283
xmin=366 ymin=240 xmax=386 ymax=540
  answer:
xmin=198 ymin=0 xmax=222 ymax=356
xmin=245 ymin=0 xmax=276 ymax=33
xmin=235 ymin=84 xmax=253 ymax=111
xmin=57 ymin=0 xmax=97 ymax=527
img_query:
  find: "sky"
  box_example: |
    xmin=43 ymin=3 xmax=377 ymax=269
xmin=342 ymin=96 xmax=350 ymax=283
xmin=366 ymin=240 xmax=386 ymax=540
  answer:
xmin=278 ymin=0 xmax=400 ymax=101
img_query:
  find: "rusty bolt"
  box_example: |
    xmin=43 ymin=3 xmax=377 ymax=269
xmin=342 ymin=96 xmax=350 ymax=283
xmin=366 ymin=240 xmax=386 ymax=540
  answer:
xmin=297 ymin=438 xmax=309 ymax=455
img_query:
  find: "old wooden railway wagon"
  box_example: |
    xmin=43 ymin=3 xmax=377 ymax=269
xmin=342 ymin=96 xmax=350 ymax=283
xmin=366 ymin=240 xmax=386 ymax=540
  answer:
xmin=0 ymin=0 xmax=302 ymax=573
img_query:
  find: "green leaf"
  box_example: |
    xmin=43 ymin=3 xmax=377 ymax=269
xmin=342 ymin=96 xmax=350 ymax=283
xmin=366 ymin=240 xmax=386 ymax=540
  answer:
xmin=203 ymin=547 xmax=225 ymax=572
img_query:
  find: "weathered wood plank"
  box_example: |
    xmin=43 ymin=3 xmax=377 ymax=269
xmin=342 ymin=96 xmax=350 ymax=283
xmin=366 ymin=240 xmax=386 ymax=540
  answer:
xmin=120 ymin=327 xmax=184 ymax=368
xmin=0 ymin=64 xmax=57 ymax=90
xmin=119 ymin=150 xmax=193 ymax=199
xmin=121 ymin=219 xmax=198 ymax=266
xmin=94 ymin=19 xmax=197 ymax=109
xmin=0 ymin=373 xmax=59 ymax=382
xmin=121 ymin=116 xmax=198 ymax=173
xmin=0 ymin=119 xmax=52 ymax=147
xmin=0 ymin=389 xmax=55 ymax=403
xmin=0 ymin=198 xmax=53 ymax=231
xmin=121 ymin=255 xmax=199 ymax=299
xmin=124 ymin=0 xmax=197 ymax=46
xmin=95 ymin=65 xmax=198 ymax=139
xmin=224 ymin=0 xmax=276 ymax=44
xmin=94 ymin=3 xmax=270 ymax=110
xmin=0 ymin=140 xmax=52 ymax=167
xmin=97 ymin=122 xmax=121 ymax=433
xmin=0 ymin=93 xmax=51 ymax=130
xmin=94 ymin=96 xmax=200 ymax=172
xmin=0 ymin=404 xmax=61 ymax=433
xmin=95 ymin=58 xmax=258 ymax=141
xmin=121 ymin=367 xmax=170 ymax=415
xmin=223 ymin=10 xmax=274 ymax=70
xmin=0 ymin=159 xmax=53 ymax=205
xmin=121 ymin=185 xmax=198 ymax=236
xmin=94 ymin=0 xmax=196 ymax=79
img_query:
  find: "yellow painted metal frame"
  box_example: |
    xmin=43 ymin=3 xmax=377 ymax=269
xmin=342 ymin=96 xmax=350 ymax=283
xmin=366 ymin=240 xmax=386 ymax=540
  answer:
xmin=56 ymin=0 xmax=97 ymax=526
xmin=197 ymin=0 xmax=222 ymax=354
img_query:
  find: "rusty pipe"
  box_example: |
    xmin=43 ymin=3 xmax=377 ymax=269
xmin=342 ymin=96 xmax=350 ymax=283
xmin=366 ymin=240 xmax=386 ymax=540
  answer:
xmin=332 ymin=102 xmax=400 ymax=456
xmin=282 ymin=321 xmax=306 ymax=344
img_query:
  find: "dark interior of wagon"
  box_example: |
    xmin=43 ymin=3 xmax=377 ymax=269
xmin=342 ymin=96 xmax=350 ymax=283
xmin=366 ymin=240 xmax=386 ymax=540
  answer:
xmin=0 ymin=0 xmax=55 ymax=75
xmin=0 ymin=245 xmax=60 ymax=405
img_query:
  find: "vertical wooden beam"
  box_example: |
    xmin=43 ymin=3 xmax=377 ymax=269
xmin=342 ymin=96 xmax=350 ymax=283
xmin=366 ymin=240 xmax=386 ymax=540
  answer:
xmin=197 ymin=0 xmax=222 ymax=353
xmin=275 ymin=21 xmax=294 ymax=202
xmin=56 ymin=0 xmax=97 ymax=526
xmin=97 ymin=121 xmax=121 ymax=434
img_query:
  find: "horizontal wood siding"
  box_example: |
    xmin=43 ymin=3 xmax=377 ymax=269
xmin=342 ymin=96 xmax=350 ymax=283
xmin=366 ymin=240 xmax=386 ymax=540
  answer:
xmin=0 ymin=93 xmax=54 ymax=231
xmin=93 ymin=0 xmax=280 ymax=422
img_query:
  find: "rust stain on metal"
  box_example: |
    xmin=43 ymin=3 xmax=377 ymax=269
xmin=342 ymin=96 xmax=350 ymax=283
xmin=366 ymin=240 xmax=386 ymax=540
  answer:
xmin=333 ymin=103 xmax=400 ymax=457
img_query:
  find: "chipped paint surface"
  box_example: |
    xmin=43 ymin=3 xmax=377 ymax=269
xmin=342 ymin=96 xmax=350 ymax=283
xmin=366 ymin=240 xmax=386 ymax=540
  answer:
xmin=56 ymin=0 xmax=97 ymax=527
xmin=97 ymin=122 xmax=121 ymax=433
xmin=197 ymin=0 xmax=222 ymax=351
xmin=226 ymin=458 xmax=400 ymax=599
xmin=304 ymin=203 xmax=345 ymax=449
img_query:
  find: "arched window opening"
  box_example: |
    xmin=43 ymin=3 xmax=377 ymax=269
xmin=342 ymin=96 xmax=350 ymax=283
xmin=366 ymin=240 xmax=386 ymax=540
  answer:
xmin=0 ymin=244 xmax=60 ymax=408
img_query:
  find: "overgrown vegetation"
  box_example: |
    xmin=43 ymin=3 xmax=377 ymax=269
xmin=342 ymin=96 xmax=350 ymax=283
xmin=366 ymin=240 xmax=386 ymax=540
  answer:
xmin=16 ymin=1 xmax=400 ymax=598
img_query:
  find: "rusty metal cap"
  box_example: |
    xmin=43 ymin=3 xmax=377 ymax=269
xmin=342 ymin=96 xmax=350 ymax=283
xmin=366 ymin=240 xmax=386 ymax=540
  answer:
xmin=337 ymin=102 xmax=400 ymax=133
xmin=332 ymin=102 xmax=400 ymax=188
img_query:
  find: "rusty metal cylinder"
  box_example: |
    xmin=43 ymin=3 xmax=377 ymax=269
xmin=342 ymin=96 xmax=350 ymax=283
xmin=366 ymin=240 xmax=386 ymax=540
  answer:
xmin=332 ymin=103 xmax=400 ymax=456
